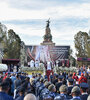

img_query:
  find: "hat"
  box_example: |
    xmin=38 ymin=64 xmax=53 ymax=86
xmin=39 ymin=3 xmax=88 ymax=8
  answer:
xmin=71 ymin=86 xmax=80 ymax=93
xmin=18 ymin=86 xmax=25 ymax=93
xmin=59 ymin=85 xmax=67 ymax=92
xmin=80 ymin=83 xmax=89 ymax=89
xmin=44 ymin=94 xmax=52 ymax=99
xmin=54 ymin=95 xmax=62 ymax=100
xmin=54 ymin=74 xmax=58 ymax=77
xmin=68 ymin=78 xmax=74 ymax=82
xmin=48 ymin=84 xmax=55 ymax=91
xmin=58 ymin=75 xmax=64 ymax=79
xmin=44 ymin=81 xmax=51 ymax=87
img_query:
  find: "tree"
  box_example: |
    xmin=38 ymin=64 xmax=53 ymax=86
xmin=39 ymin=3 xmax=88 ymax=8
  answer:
xmin=69 ymin=49 xmax=76 ymax=66
xmin=74 ymin=31 xmax=90 ymax=58
xmin=3 ymin=29 xmax=21 ymax=59
xmin=0 ymin=23 xmax=7 ymax=62
xmin=0 ymin=23 xmax=7 ymax=42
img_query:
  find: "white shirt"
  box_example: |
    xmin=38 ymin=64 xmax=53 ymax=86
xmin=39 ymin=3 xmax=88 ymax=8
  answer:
xmin=47 ymin=62 xmax=51 ymax=70
xmin=28 ymin=62 xmax=30 ymax=66
xmin=30 ymin=60 xmax=34 ymax=67
xmin=35 ymin=60 xmax=39 ymax=67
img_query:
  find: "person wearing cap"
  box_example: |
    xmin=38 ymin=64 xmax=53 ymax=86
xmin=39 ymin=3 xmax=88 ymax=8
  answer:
xmin=43 ymin=95 xmax=53 ymax=100
xmin=71 ymin=86 xmax=81 ymax=100
xmin=48 ymin=84 xmax=56 ymax=99
xmin=37 ymin=78 xmax=45 ymax=96
xmin=52 ymin=74 xmax=58 ymax=85
xmin=0 ymin=81 xmax=14 ymax=100
xmin=15 ymin=86 xmax=25 ymax=100
xmin=39 ymin=81 xmax=51 ymax=100
xmin=80 ymin=82 xmax=89 ymax=100
xmin=62 ymin=70 xmax=67 ymax=79
xmin=67 ymin=78 xmax=74 ymax=96
xmin=54 ymin=85 xmax=71 ymax=100
xmin=35 ymin=77 xmax=41 ymax=96
xmin=55 ymin=75 xmax=63 ymax=93
xmin=60 ymin=85 xmax=72 ymax=99
xmin=78 ymin=73 xmax=87 ymax=84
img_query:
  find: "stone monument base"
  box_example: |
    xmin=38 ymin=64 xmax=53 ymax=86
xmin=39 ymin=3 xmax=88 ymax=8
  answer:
xmin=41 ymin=41 xmax=55 ymax=46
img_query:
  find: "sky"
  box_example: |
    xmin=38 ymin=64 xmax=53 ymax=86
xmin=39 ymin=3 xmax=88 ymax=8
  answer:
xmin=0 ymin=0 xmax=90 ymax=57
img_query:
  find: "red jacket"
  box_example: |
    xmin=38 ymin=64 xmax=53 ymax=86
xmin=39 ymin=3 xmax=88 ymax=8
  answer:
xmin=72 ymin=73 xmax=78 ymax=81
xmin=78 ymin=75 xmax=87 ymax=84
xmin=3 ymin=73 xmax=8 ymax=80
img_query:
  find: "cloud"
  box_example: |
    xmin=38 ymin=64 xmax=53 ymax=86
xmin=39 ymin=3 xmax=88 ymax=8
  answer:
xmin=1 ymin=1 xmax=90 ymax=21
xmin=1 ymin=0 xmax=90 ymax=10
xmin=0 ymin=0 xmax=90 ymax=57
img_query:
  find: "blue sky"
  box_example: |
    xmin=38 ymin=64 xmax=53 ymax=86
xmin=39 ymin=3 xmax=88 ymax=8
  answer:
xmin=0 ymin=0 xmax=90 ymax=57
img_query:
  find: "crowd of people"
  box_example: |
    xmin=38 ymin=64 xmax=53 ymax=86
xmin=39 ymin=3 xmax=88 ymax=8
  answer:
xmin=0 ymin=65 xmax=90 ymax=100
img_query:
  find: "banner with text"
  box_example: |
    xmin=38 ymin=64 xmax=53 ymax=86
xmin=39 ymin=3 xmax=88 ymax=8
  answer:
xmin=26 ymin=45 xmax=70 ymax=63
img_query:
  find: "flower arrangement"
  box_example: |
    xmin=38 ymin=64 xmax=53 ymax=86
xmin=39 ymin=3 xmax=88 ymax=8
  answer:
xmin=20 ymin=64 xmax=45 ymax=72
xmin=56 ymin=66 xmax=77 ymax=73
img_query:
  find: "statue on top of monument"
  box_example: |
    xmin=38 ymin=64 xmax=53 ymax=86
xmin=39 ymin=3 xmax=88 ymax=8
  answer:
xmin=43 ymin=18 xmax=52 ymax=42
xmin=46 ymin=18 xmax=50 ymax=28
xmin=41 ymin=19 xmax=55 ymax=45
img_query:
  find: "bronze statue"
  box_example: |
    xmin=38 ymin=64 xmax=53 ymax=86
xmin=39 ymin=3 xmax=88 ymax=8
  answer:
xmin=46 ymin=18 xmax=50 ymax=28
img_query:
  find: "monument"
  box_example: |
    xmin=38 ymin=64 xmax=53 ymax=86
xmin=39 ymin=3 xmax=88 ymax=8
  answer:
xmin=41 ymin=19 xmax=55 ymax=46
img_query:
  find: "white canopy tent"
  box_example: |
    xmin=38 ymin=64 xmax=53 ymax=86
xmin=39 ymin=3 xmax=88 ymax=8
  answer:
xmin=0 ymin=64 xmax=8 ymax=71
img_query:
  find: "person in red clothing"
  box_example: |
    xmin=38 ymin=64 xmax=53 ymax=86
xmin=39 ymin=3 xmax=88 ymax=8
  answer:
xmin=3 ymin=72 xmax=8 ymax=80
xmin=78 ymin=73 xmax=87 ymax=84
xmin=45 ymin=61 xmax=53 ymax=81
xmin=72 ymin=72 xmax=78 ymax=81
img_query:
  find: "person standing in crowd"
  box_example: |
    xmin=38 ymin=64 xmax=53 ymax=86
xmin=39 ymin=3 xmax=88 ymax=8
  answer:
xmin=30 ymin=60 xmax=35 ymax=67
xmin=37 ymin=78 xmax=44 ymax=96
xmin=10 ymin=73 xmax=16 ymax=96
xmin=67 ymin=78 xmax=74 ymax=96
xmin=14 ymin=75 xmax=21 ymax=89
xmin=0 ymin=81 xmax=14 ymax=100
xmin=80 ymin=83 xmax=89 ymax=100
xmin=15 ymin=87 xmax=25 ymax=100
xmin=50 ymin=73 xmax=53 ymax=83
xmin=40 ymin=81 xmax=51 ymax=100
xmin=46 ymin=61 xmax=53 ymax=81
xmin=72 ymin=72 xmax=78 ymax=82
xmin=71 ymin=86 xmax=81 ymax=100
xmin=28 ymin=62 xmax=30 ymax=67
xmin=54 ymin=85 xmax=71 ymax=100
xmin=55 ymin=75 xmax=63 ymax=93
xmin=78 ymin=73 xmax=87 ymax=84
xmin=0 ymin=63 xmax=90 ymax=100
xmin=87 ymin=66 xmax=90 ymax=73
xmin=35 ymin=60 xmax=39 ymax=67
xmin=14 ymin=74 xmax=21 ymax=98
xmin=62 ymin=70 xmax=67 ymax=79
xmin=52 ymin=74 xmax=58 ymax=85
xmin=48 ymin=84 xmax=56 ymax=99
xmin=3 ymin=72 xmax=8 ymax=80
xmin=24 ymin=93 xmax=36 ymax=100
